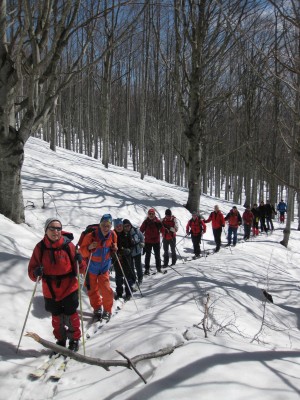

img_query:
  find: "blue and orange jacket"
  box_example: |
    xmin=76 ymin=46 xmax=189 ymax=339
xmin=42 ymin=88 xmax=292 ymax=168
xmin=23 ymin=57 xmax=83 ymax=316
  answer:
xmin=80 ymin=227 xmax=117 ymax=275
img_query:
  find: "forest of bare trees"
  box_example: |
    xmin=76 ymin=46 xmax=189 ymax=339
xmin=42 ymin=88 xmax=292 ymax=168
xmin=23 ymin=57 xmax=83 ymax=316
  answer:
xmin=1 ymin=1 xmax=300 ymax=242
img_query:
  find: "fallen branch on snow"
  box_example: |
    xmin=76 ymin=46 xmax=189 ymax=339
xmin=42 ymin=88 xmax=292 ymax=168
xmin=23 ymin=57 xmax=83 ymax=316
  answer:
xmin=25 ymin=332 xmax=178 ymax=383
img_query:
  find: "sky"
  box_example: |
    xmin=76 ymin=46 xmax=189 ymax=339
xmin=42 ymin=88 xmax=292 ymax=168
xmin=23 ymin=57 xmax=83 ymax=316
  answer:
xmin=0 ymin=137 xmax=300 ymax=400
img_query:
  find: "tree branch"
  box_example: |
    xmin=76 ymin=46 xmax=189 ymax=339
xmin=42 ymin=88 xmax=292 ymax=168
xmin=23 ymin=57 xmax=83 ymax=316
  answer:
xmin=25 ymin=332 xmax=179 ymax=384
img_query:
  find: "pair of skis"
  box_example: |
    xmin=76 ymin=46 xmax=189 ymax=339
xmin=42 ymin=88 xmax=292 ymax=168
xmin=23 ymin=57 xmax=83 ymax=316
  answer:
xmin=185 ymin=251 xmax=213 ymax=261
xmin=28 ymin=300 xmax=125 ymax=381
xmin=86 ymin=298 xmax=125 ymax=339
xmin=28 ymin=353 xmax=69 ymax=381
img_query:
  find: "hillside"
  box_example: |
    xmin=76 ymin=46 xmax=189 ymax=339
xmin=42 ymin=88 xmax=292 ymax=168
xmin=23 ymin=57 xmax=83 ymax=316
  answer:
xmin=0 ymin=137 xmax=299 ymax=400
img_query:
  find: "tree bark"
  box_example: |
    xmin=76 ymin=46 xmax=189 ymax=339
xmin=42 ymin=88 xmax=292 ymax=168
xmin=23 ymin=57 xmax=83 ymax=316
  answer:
xmin=0 ymin=29 xmax=24 ymax=222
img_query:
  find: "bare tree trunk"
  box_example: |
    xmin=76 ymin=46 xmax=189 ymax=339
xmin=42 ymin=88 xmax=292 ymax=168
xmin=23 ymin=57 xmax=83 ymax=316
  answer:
xmin=0 ymin=10 xmax=24 ymax=222
xmin=50 ymin=108 xmax=56 ymax=152
xmin=186 ymin=142 xmax=202 ymax=211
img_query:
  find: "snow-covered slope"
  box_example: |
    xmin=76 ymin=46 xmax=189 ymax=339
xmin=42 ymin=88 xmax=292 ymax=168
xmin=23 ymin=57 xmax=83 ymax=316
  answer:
xmin=0 ymin=137 xmax=299 ymax=400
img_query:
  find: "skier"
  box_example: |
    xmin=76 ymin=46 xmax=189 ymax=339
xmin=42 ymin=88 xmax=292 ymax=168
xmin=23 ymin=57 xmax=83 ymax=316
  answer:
xmin=140 ymin=208 xmax=163 ymax=275
xmin=251 ymin=203 xmax=260 ymax=236
xmin=186 ymin=211 xmax=206 ymax=259
xmin=277 ymin=199 xmax=287 ymax=223
xmin=204 ymin=205 xmax=225 ymax=252
xmin=80 ymin=214 xmax=117 ymax=321
xmin=161 ymin=209 xmax=179 ymax=267
xmin=28 ymin=218 xmax=86 ymax=352
xmin=113 ymin=218 xmax=135 ymax=301
xmin=265 ymin=200 xmax=276 ymax=231
xmin=242 ymin=205 xmax=254 ymax=240
xmin=123 ymin=218 xmax=145 ymax=285
xmin=258 ymin=201 xmax=268 ymax=233
xmin=224 ymin=206 xmax=242 ymax=246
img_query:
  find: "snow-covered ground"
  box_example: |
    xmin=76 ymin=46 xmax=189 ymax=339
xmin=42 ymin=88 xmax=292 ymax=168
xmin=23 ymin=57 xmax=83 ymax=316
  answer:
xmin=0 ymin=137 xmax=299 ymax=400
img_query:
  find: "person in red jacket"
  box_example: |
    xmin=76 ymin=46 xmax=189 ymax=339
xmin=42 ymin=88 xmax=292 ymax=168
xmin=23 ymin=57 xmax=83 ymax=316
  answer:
xmin=186 ymin=211 xmax=206 ymax=259
xmin=242 ymin=205 xmax=254 ymax=240
xmin=80 ymin=214 xmax=117 ymax=321
xmin=28 ymin=218 xmax=86 ymax=352
xmin=204 ymin=205 xmax=225 ymax=252
xmin=161 ymin=209 xmax=179 ymax=267
xmin=225 ymin=206 xmax=242 ymax=246
xmin=140 ymin=208 xmax=163 ymax=274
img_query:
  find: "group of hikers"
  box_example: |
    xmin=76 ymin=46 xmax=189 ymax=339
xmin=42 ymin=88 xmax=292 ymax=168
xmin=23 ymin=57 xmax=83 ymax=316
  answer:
xmin=27 ymin=200 xmax=287 ymax=352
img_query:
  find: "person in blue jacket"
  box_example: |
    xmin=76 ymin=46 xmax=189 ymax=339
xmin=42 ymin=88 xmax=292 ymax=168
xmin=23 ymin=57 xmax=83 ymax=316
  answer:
xmin=277 ymin=200 xmax=287 ymax=223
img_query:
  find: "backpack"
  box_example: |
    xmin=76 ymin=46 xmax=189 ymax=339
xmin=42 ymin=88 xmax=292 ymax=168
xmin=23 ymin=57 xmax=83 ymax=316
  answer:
xmin=77 ymin=223 xmax=118 ymax=250
xmin=77 ymin=224 xmax=98 ymax=247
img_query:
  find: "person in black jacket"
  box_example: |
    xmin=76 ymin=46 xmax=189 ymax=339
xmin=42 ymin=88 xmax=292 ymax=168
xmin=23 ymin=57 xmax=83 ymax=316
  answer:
xmin=258 ymin=201 xmax=268 ymax=233
xmin=265 ymin=200 xmax=276 ymax=231
xmin=251 ymin=204 xmax=260 ymax=236
xmin=113 ymin=219 xmax=135 ymax=301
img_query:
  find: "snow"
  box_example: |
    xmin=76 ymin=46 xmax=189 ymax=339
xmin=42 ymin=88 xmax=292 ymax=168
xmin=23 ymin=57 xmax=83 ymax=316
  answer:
xmin=0 ymin=136 xmax=300 ymax=400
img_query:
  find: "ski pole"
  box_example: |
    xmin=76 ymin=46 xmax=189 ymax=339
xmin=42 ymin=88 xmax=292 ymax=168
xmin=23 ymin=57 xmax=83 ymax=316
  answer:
xmin=175 ymin=243 xmax=185 ymax=263
xmin=76 ymin=248 xmax=85 ymax=355
xmin=115 ymin=253 xmax=140 ymax=313
xmin=202 ymin=238 xmax=207 ymax=259
xmin=168 ymin=263 xmax=184 ymax=277
xmin=82 ymin=252 xmax=92 ymax=289
xmin=128 ymin=256 xmax=144 ymax=297
xmin=16 ymin=275 xmax=41 ymax=353
xmin=176 ymin=234 xmax=188 ymax=246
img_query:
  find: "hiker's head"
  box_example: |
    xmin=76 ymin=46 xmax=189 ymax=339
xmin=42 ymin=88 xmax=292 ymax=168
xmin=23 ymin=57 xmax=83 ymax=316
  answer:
xmin=123 ymin=219 xmax=132 ymax=231
xmin=44 ymin=218 xmax=62 ymax=242
xmin=148 ymin=209 xmax=155 ymax=219
xmin=114 ymin=218 xmax=123 ymax=232
xmin=99 ymin=214 xmax=112 ymax=233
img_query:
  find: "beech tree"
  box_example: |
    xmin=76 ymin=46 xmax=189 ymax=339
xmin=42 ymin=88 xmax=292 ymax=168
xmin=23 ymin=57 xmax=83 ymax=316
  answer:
xmin=0 ymin=0 xmax=102 ymax=223
xmin=173 ymin=0 xmax=248 ymax=212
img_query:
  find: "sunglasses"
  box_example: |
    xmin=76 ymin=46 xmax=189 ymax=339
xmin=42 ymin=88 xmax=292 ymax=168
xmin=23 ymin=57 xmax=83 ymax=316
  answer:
xmin=148 ymin=213 xmax=155 ymax=215
xmin=48 ymin=226 xmax=62 ymax=231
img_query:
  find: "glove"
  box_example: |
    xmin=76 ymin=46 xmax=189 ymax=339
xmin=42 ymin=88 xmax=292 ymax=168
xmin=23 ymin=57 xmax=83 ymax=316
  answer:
xmin=33 ymin=266 xmax=43 ymax=278
xmin=222 ymin=224 xmax=225 ymax=227
xmin=111 ymin=243 xmax=117 ymax=253
xmin=122 ymin=248 xmax=131 ymax=256
xmin=74 ymin=253 xmax=82 ymax=263
xmin=139 ymin=242 xmax=145 ymax=248
xmin=186 ymin=231 xmax=191 ymax=236
xmin=170 ymin=227 xmax=175 ymax=233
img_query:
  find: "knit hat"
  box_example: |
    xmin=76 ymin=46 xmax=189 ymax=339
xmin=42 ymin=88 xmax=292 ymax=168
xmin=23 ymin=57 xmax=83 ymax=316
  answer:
xmin=113 ymin=218 xmax=123 ymax=227
xmin=123 ymin=219 xmax=132 ymax=226
xmin=44 ymin=218 xmax=62 ymax=232
xmin=148 ymin=208 xmax=155 ymax=214
xmin=165 ymin=209 xmax=172 ymax=216
xmin=100 ymin=214 xmax=112 ymax=224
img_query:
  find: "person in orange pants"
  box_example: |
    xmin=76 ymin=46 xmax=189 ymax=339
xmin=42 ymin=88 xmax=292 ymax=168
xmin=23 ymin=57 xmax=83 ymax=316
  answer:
xmin=80 ymin=214 xmax=117 ymax=321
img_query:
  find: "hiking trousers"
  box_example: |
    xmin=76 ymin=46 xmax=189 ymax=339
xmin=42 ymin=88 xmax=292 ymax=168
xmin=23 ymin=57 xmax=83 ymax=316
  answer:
xmin=144 ymin=242 xmax=161 ymax=271
xmin=44 ymin=290 xmax=80 ymax=341
xmin=87 ymin=271 xmax=113 ymax=313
